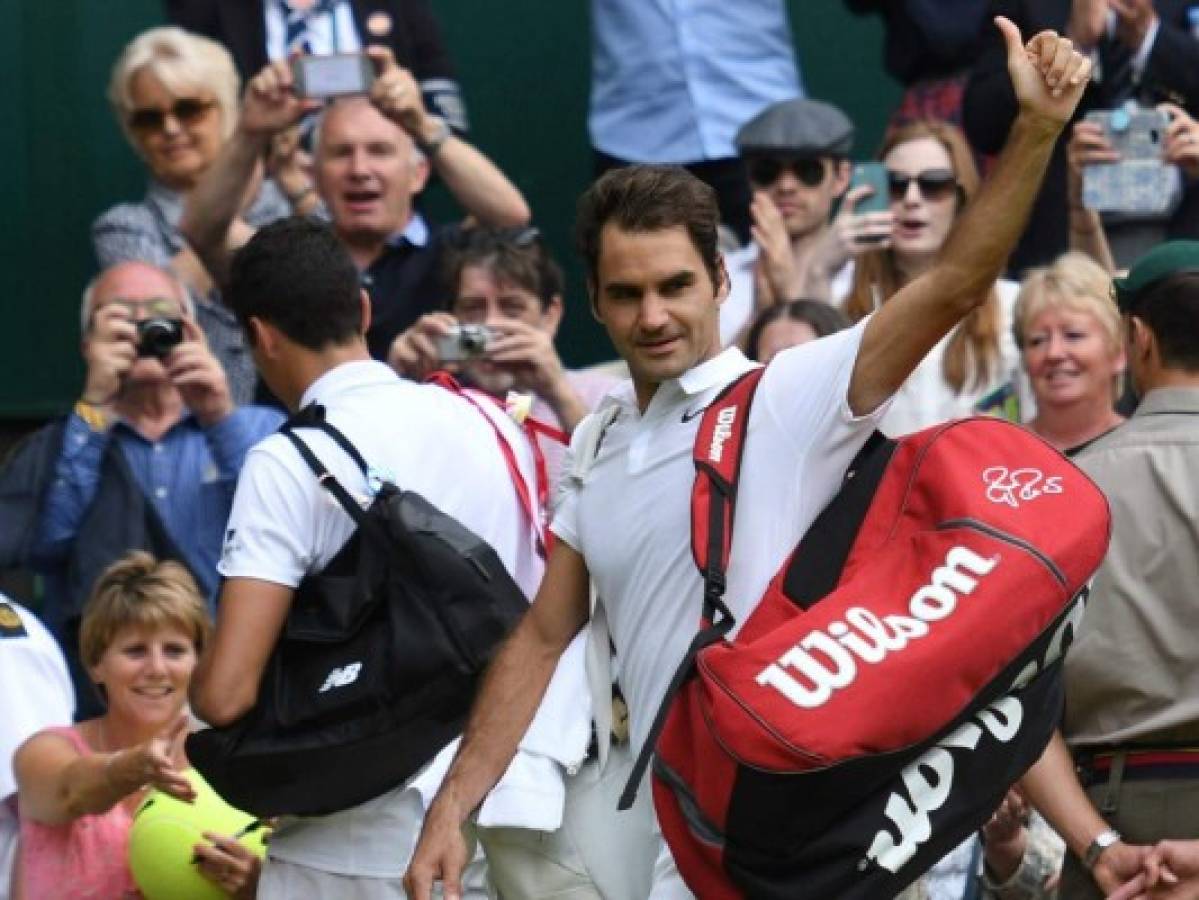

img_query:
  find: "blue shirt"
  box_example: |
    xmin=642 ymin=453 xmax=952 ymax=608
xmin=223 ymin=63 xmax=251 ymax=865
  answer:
xmin=588 ymin=0 xmax=804 ymax=162
xmin=34 ymin=407 xmax=284 ymax=605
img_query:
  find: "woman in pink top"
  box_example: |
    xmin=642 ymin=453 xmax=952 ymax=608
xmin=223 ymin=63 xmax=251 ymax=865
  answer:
xmin=13 ymin=552 xmax=258 ymax=899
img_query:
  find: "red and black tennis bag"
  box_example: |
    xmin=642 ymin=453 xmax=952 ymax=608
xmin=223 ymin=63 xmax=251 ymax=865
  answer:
xmin=620 ymin=367 xmax=1111 ymax=899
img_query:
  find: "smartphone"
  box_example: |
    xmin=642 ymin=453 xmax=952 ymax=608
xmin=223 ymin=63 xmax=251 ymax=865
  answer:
xmin=291 ymin=54 xmax=375 ymax=100
xmin=848 ymin=162 xmax=890 ymax=215
xmin=1082 ymin=104 xmax=1181 ymax=218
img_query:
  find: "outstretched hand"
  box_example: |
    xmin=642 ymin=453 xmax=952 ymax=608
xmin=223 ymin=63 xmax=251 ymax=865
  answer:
xmin=996 ymin=16 xmax=1093 ymax=126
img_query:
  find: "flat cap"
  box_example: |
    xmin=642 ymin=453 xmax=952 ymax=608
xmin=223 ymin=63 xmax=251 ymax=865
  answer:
xmin=1112 ymin=240 xmax=1199 ymax=312
xmin=736 ymin=98 xmax=854 ymax=157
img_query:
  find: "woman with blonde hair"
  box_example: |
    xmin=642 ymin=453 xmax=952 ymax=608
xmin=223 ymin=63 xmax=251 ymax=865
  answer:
xmin=14 ymin=552 xmax=259 ymax=899
xmin=838 ymin=120 xmax=1023 ymax=436
xmin=94 ymin=26 xmax=314 ymax=403
xmin=1014 ymin=252 xmax=1125 ymax=454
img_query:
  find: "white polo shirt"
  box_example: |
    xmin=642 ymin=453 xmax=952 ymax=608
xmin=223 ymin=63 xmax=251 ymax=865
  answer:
xmin=0 ymin=599 xmax=74 ymax=895
xmin=552 ymin=320 xmax=885 ymax=758
xmin=218 ymin=359 xmax=544 ymax=878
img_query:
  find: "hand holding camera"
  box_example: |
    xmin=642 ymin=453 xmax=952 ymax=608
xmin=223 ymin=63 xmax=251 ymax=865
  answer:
xmin=1161 ymin=102 xmax=1199 ymax=180
xmin=365 ymin=46 xmax=435 ymax=141
xmin=240 ymin=60 xmax=321 ymax=140
xmin=481 ymin=319 xmax=567 ymax=400
xmin=388 ymin=312 xmax=462 ymax=381
xmin=82 ymin=303 xmax=139 ymax=406
xmin=164 ymin=319 xmax=233 ymax=427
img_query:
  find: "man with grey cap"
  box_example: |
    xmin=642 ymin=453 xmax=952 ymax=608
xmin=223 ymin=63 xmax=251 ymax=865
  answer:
xmin=1018 ymin=241 xmax=1199 ymax=898
xmin=720 ymin=97 xmax=893 ymax=345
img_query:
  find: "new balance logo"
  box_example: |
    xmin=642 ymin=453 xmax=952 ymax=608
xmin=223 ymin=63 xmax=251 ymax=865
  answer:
xmin=707 ymin=406 xmax=738 ymax=462
xmin=755 ymin=547 xmax=998 ymax=709
xmin=319 ymin=662 xmax=362 ymax=694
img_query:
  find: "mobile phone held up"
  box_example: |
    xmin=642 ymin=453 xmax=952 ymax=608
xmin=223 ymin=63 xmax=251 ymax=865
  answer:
xmin=1082 ymin=102 xmax=1182 ymax=219
xmin=292 ymin=54 xmax=376 ymax=100
xmin=849 ymin=162 xmax=890 ymax=216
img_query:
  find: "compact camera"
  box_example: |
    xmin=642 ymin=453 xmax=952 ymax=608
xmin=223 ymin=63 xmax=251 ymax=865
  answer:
xmin=436 ymin=324 xmax=492 ymax=362
xmin=291 ymin=54 xmax=376 ymax=100
xmin=136 ymin=318 xmax=184 ymax=359
xmin=1083 ymin=103 xmax=1183 ymax=219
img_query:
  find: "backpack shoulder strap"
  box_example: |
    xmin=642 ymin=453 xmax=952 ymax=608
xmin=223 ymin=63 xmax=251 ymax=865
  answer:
xmin=618 ymin=365 xmax=765 ymax=810
xmin=690 ymin=365 xmax=766 ymax=616
xmin=279 ymin=404 xmax=371 ymax=529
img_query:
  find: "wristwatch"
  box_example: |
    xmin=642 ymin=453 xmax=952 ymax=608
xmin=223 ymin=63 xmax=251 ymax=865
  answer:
xmin=415 ymin=117 xmax=452 ymax=158
xmin=1082 ymin=828 xmax=1121 ymax=869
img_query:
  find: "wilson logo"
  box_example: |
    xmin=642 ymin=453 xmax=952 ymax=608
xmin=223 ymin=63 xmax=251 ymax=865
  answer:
xmin=864 ymin=594 xmax=1086 ymax=874
xmin=982 ymin=467 xmax=1063 ymax=509
xmin=755 ymin=547 xmax=998 ymax=709
xmin=708 ymin=406 xmax=738 ymax=463
xmin=319 ymin=661 xmax=362 ymax=694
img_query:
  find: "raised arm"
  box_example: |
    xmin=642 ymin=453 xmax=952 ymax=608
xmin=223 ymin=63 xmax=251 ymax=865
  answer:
xmin=366 ymin=47 xmax=530 ymax=227
xmin=404 ymin=541 xmax=591 ymax=900
xmin=180 ymin=60 xmax=312 ymax=288
xmin=848 ymin=18 xmax=1092 ymax=416
xmin=15 ymin=717 xmax=194 ymax=826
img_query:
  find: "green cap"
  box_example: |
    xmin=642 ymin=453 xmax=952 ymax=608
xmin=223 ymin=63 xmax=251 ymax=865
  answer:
xmin=1112 ymin=241 xmax=1199 ymax=313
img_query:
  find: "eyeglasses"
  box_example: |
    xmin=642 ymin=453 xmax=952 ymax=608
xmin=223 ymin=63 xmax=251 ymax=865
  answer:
xmin=747 ymin=156 xmax=828 ymax=188
xmin=449 ymin=225 xmax=542 ymax=252
xmin=127 ymin=98 xmax=217 ymax=134
xmin=886 ymin=168 xmax=958 ymax=203
xmin=111 ymin=297 xmax=182 ymax=319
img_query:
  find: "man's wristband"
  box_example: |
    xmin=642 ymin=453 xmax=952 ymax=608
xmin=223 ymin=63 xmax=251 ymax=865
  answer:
xmin=74 ymin=398 xmax=111 ymax=433
xmin=1082 ymin=828 xmax=1121 ymax=869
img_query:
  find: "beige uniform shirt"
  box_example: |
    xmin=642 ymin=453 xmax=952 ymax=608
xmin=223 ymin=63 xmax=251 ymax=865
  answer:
xmin=1065 ymin=387 xmax=1199 ymax=747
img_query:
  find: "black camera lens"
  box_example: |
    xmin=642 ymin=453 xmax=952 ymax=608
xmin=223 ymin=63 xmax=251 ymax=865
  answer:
xmin=460 ymin=326 xmax=490 ymax=353
xmin=137 ymin=318 xmax=184 ymax=358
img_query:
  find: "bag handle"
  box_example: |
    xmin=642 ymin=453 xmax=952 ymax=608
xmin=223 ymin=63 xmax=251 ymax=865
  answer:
xmin=618 ymin=366 xmax=765 ymax=810
xmin=280 ymin=404 xmax=372 ymax=530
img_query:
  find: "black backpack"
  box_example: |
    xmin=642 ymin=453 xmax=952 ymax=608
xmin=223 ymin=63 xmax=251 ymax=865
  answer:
xmin=187 ymin=407 xmax=530 ymax=817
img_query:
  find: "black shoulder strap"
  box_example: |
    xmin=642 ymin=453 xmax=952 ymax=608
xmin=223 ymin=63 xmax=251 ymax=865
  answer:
xmin=618 ymin=366 xmax=765 ymax=810
xmin=280 ymin=404 xmax=372 ymax=528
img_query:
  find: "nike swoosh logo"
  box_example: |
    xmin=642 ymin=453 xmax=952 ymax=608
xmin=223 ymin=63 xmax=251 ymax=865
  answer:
xmin=681 ymin=405 xmax=706 ymax=423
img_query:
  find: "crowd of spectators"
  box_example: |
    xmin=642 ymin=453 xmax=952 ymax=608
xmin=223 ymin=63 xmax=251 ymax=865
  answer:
xmin=2 ymin=1 xmax=1199 ymax=898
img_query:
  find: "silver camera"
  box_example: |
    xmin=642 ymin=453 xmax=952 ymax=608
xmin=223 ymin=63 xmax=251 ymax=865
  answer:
xmin=436 ymin=324 xmax=493 ymax=362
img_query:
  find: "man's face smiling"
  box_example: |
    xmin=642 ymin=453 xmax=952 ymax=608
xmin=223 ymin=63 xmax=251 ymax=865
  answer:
xmin=593 ymin=224 xmax=726 ymax=409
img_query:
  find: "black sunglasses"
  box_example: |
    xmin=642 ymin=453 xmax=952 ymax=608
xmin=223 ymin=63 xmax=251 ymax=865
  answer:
xmin=747 ymin=156 xmax=828 ymax=188
xmin=127 ymin=98 xmax=217 ymax=133
xmin=886 ymin=168 xmax=958 ymax=202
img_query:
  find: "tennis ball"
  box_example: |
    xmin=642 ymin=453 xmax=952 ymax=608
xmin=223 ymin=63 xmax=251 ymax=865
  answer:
xmin=128 ymin=768 xmax=269 ymax=900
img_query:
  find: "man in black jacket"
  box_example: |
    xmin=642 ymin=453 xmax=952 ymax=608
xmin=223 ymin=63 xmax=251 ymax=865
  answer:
xmin=964 ymin=0 xmax=1199 ymax=274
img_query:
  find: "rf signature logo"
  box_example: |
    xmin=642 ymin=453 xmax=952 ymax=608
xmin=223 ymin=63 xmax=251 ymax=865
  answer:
xmin=982 ymin=467 xmax=1063 ymax=509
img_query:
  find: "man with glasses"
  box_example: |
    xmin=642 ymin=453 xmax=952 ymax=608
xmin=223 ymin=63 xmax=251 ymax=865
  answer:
xmin=0 ymin=261 xmax=282 ymax=715
xmin=721 ymin=98 xmax=893 ymax=345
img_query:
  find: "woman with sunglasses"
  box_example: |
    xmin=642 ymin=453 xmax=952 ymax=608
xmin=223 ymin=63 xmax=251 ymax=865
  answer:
xmin=93 ymin=27 xmax=313 ymax=405
xmin=838 ymin=120 xmax=1025 ymax=436
xmin=13 ymin=552 xmax=261 ymax=899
